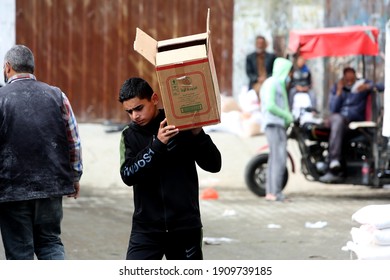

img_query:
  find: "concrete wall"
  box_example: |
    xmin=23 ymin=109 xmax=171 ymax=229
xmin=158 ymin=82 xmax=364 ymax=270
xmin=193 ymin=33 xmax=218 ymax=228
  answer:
xmin=0 ymin=0 xmax=16 ymax=86
xmin=233 ymin=0 xmax=326 ymax=109
xmin=384 ymin=20 xmax=390 ymax=137
xmin=290 ymin=2 xmax=325 ymax=111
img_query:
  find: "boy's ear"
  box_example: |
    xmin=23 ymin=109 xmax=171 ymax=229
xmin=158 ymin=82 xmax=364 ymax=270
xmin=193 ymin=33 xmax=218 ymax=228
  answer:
xmin=152 ymin=92 xmax=159 ymax=105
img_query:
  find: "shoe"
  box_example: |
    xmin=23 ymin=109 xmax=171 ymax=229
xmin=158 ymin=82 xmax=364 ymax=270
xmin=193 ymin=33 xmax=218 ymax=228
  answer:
xmin=276 ymin=195 xmax=291 ymax=202
xmin=275 ymin=193 xmax=287 ymax=202
xmin=319 ymin=172 xmax=343 ymax=183
xmin=329 ymin=159 xmax=341 ymax=171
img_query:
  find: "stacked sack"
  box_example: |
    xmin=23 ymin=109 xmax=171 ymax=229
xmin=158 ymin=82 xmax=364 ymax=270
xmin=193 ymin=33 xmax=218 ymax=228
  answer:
xmin=345 ymin=204 xmax=390 ymax=259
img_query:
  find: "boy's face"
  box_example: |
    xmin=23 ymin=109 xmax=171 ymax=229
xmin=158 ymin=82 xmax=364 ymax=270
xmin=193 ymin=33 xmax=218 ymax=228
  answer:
xmin=122 ymin=93 xmax=159 ymax=126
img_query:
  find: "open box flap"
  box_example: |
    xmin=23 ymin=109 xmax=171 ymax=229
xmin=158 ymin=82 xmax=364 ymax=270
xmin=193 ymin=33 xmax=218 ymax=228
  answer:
xmin=206 ymin=8 xmax=210 ymax=51
xmin=133 ymin=27 xmax=158 ymax=65
xmin=156 ymin=45 xmax=207 ymax=66
xmin=158 ymin=33 xmax=208 ymax=49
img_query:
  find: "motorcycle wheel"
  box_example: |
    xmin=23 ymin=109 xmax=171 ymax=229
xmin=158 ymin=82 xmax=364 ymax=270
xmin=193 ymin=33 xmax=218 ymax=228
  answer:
xmin=244 ymin=153 xmax=288 ymax=197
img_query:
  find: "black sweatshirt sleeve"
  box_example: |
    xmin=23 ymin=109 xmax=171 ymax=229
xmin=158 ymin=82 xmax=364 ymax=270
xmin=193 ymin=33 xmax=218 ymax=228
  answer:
xmin=191 ymin=130 xmax=222 ymax=173
xmin=120 ymin=134 xmax=167 ymax=186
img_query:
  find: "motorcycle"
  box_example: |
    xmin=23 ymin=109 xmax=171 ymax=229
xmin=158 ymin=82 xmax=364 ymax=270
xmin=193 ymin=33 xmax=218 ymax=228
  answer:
xmin=244 ymin=93 xmax=390 ymax=197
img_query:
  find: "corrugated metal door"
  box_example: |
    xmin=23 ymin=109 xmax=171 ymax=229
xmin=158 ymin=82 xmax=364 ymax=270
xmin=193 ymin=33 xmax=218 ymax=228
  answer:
xmin=16 ymin=0 xmax=233 ymax=122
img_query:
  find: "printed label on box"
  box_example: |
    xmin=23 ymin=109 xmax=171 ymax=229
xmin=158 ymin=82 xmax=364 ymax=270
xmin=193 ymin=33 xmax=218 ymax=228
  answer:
xmin=165 ymin=71 xmax=211 ymax=119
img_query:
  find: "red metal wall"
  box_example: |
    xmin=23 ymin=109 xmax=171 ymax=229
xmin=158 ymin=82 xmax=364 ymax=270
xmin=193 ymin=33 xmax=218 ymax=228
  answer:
xmin=16 ymin=0 xmax=233 ymax=122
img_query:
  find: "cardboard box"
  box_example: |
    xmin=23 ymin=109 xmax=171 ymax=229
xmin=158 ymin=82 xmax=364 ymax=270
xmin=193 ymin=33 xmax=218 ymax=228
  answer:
xmin=133 ymin=9 xmax=221 ymax=130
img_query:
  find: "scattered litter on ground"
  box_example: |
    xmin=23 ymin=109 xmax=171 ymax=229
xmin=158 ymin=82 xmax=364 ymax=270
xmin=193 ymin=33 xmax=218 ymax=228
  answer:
xmin=267 ymin=224 xmax=282 ymax=229
xmin=203 ymin=237 xmax=235 ymax=245
xmin=305 ymin=221 xmax=328 ymax=229
xmin=222 ymin=209 xmax=237 ymax=217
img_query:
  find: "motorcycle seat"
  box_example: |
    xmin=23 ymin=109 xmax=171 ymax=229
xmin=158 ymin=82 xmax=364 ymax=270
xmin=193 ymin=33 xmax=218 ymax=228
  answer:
xmin=348 ymin=121 xmax=376 ymax=130
xmin=348 ymin=93 xmax=376 ymax=130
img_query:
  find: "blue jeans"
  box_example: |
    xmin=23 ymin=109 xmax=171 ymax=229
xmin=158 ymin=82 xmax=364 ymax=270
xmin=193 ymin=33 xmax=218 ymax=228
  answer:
xmin=0 ymin=197 xmax=65 ymax=260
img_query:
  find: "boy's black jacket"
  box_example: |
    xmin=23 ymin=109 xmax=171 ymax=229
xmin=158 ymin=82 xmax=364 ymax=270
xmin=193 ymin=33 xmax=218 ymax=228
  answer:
xmin=120 ymin=110 xmax=222 ymax=233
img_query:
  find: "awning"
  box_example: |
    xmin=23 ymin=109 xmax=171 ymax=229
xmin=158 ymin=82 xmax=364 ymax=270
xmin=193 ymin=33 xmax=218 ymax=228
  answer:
xmin=288 ymin=26 xmax=379 ymax=59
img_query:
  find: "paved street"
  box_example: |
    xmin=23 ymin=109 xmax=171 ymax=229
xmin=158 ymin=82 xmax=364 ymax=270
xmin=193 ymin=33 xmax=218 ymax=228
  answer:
xmin=1 ymin=123 xmax=390 ymax=260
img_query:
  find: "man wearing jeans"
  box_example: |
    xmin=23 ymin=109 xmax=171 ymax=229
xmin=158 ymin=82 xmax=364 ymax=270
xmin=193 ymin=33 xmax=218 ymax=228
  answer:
xmin=0 ymin=45 xmax=82 ymax=259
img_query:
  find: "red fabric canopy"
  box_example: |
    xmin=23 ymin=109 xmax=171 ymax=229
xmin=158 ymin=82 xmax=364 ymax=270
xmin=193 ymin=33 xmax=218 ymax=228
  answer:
xmin=288 ymin=26 xmax=379 ymax=59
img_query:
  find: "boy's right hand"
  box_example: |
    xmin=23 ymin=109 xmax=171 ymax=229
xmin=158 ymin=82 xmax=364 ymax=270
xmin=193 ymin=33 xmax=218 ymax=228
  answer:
xmin=157 ymin=118 xmax=179 ymax=144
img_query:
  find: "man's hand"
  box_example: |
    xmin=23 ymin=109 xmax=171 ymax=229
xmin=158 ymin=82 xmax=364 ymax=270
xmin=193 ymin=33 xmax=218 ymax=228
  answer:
xmin=68 ymin=182 xmax=80 ymax=199
xmin=336 ymin=79 xmax=344 ymax=96
xmin=157 ymin=118 xmax=179 ymax=144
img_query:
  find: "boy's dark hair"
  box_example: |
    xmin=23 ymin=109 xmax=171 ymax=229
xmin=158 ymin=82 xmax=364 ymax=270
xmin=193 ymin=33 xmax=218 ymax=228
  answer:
xmin=119 ymin=77 xmax=154 ymax=103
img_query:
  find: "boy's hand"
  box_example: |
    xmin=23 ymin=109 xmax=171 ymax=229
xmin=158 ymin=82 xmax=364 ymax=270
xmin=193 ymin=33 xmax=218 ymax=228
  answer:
xmin=157 ymin=118 xmax=179 ymax=144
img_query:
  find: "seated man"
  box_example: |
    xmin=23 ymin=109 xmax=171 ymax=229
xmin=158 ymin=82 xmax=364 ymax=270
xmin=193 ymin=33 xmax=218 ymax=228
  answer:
xmin=319 ymin=67 xmax=381 ymax=183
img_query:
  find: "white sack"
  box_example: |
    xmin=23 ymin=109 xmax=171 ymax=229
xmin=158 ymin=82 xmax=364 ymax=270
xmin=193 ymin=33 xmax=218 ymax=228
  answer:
xmin=351 ymin=225 xmax=390 ymax=246
xmin=346 ymin=241 xmax=390 ymax=260
xmin=352 ymin=204 xmax=390 ymax=229
xmin=238 ymin=88 xmax=260 ymax=113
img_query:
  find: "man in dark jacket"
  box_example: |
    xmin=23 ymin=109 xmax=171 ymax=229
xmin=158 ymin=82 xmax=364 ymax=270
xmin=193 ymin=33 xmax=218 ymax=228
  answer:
xmin=245 ymin=35 xmax=277 ymax=93
xmin=319 ymin=67 xmax=383 ymax=183
xmin=0 ymin=45 xmax=82 ymax=259
xmin=119 ymin=77 xmax=221 ymax=260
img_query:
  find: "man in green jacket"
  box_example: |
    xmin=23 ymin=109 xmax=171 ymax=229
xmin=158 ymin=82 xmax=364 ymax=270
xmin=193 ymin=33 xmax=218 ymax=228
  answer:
xmin=260 ymin=57 xmax=293 ymax=202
